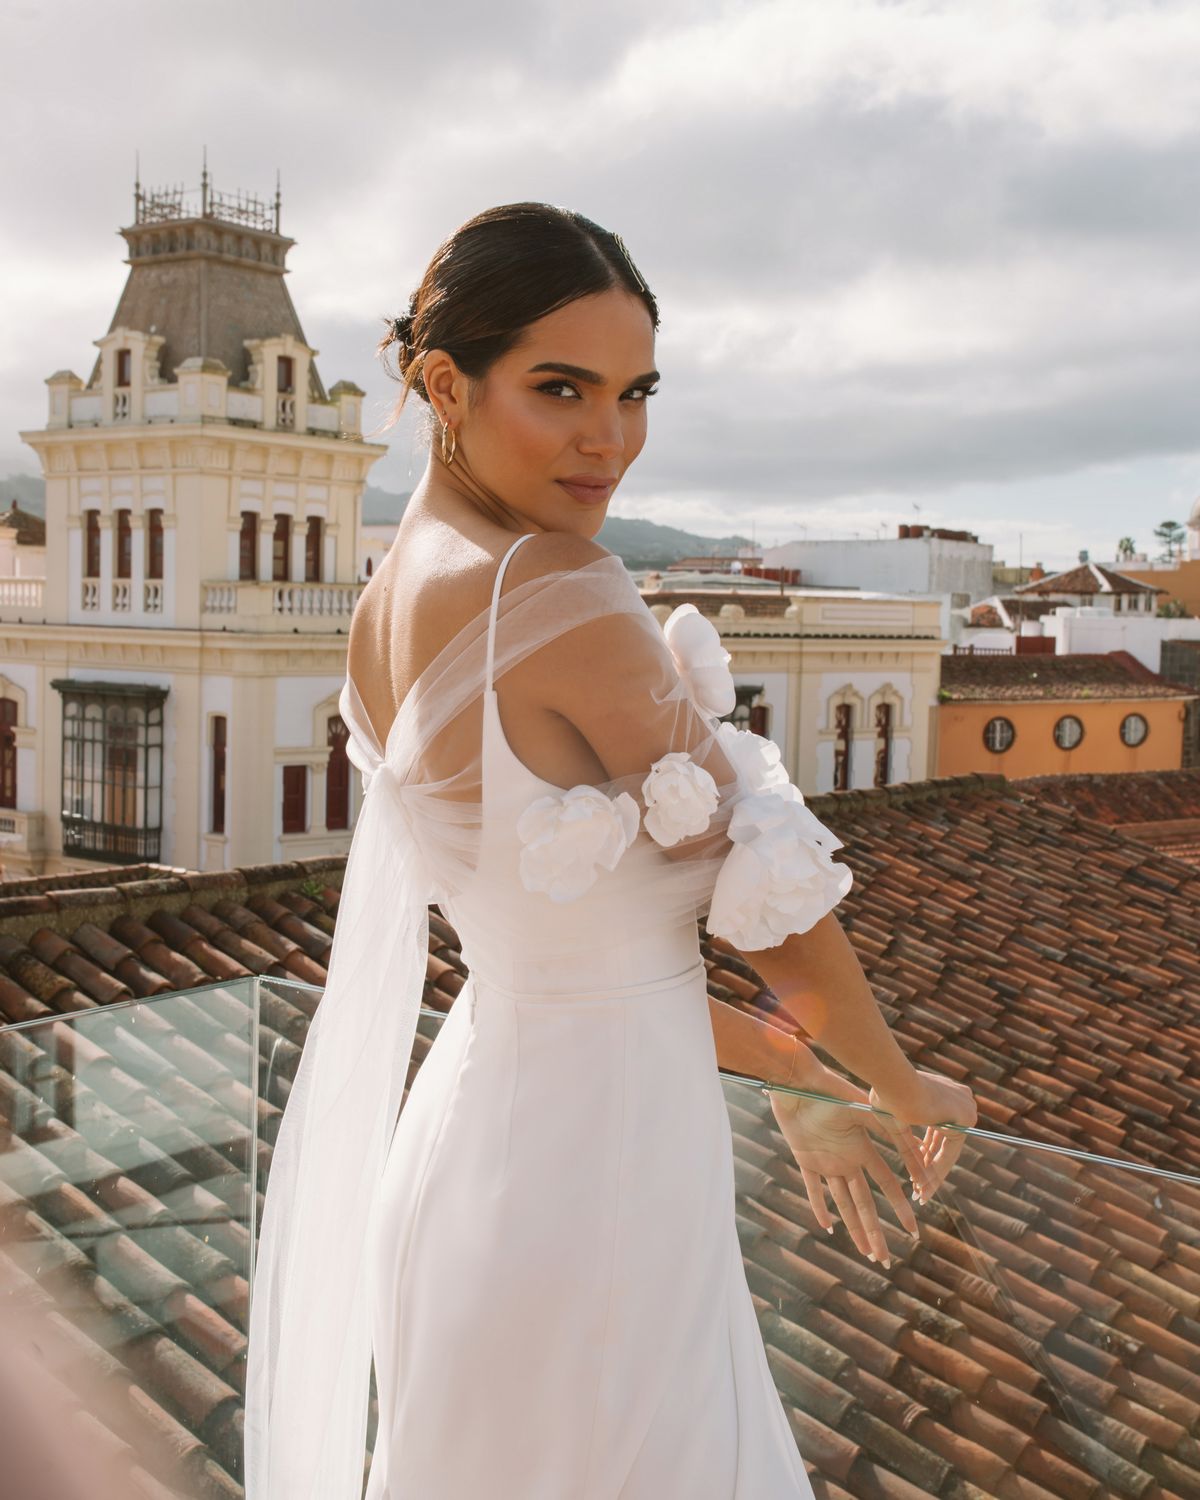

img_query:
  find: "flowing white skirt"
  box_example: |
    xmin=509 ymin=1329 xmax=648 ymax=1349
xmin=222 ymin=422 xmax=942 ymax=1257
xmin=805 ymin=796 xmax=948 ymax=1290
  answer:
xmin=364 ymin=955 xmax=815 ymax=1499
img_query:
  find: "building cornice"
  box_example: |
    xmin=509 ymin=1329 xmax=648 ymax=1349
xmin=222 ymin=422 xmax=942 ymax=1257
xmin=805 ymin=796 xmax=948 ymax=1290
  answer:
xmin=19 ymin=421 xmax=386 ymax=463
xmin=0 ymin=624 xmax=353 ymax=677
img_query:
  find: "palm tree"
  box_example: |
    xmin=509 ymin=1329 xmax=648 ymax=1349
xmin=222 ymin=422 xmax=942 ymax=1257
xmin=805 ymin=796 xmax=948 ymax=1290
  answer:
xmin=1115 ymin=536 xmax=1136 ymax=563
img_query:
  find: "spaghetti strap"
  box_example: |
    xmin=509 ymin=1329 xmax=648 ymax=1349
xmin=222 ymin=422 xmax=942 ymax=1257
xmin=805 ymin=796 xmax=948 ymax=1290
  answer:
xmin=485 ymin=533 xmax=538 ymax=693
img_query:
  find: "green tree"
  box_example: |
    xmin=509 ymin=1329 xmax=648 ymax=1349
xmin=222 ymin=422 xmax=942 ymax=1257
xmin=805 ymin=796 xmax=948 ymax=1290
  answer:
xmin=1154 ymin=520 xmax=1186 ymax=562
xmin=1115 ymin=536 xmax=1137 ymax=562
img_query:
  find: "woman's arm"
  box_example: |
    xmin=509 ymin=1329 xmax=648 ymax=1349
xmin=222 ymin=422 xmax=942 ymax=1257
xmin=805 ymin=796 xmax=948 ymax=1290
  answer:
xmin=725 ymin=910 xmax=920 ymax=1102
xmin=707 ymin=992 xmax=825 ymax=1089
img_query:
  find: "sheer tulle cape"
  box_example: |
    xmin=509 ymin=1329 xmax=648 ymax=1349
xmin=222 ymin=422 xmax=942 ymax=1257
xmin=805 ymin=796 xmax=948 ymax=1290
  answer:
xmin=243 ymin=549 xmax=851 ymax=1499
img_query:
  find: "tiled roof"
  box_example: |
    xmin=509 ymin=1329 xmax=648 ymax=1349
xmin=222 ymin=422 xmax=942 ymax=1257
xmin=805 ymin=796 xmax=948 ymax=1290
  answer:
xmin=0 ymin=501 xmax=46 ymax=547
xmin=641 ymin=589 xmax=799 ymax=619
xmin=1014 ymin=562 xmax=1164 ymax=598
xmin=968 ymin=596 xmax=1061 ymax=629
xmin=5 ymin=774 xmax=1200 ymax=1495
xmin=940 ymin=649 xmax=1194 ymax=701
xmin=1017 ymin=769 xmax=1200 ymax=866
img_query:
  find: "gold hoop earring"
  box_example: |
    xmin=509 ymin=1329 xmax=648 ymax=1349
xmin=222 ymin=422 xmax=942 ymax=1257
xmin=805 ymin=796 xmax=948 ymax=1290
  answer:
xmin=440 ymin=420 xmax=457 ymax=466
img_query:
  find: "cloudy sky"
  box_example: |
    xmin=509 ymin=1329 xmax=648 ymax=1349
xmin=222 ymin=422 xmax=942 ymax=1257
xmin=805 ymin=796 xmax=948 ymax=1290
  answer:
xmin=2 ymin=0 xmax=1198 ymax=569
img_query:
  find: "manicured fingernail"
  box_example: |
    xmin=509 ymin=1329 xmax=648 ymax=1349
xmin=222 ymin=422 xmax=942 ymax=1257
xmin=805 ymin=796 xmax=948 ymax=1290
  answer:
xmin=867 ymin=1252 xmax=876 ymax=1261
xmin=825 ymin=1224 xmax=834 ymax=1234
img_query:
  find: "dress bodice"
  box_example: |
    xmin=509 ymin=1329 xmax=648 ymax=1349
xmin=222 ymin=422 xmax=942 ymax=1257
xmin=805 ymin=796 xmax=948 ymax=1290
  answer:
xmin=441 ymin=532 xmax=702 ymax=996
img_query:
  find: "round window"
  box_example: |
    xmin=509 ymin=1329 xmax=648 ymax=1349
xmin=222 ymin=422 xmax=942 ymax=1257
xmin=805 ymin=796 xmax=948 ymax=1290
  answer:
xmin=983 ymin=716 xmax=1015 ymax=753
xmin=1054 ymin=715 xmax=1084 ymax=750
xmin=1120 ymin=713 xmax=1148 ymax=747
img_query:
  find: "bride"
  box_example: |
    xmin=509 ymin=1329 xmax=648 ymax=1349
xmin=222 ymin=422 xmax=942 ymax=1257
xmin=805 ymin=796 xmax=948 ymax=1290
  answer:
xmin=244 ymin=202 xmax=977 ymax=1499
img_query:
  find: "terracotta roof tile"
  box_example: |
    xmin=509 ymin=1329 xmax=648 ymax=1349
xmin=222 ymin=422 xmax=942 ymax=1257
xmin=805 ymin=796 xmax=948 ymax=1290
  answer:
xmin=940 ymin=650 xmax=1192 ymax=702
xmin=6 ymin=788 xmax=1200 ymax=1493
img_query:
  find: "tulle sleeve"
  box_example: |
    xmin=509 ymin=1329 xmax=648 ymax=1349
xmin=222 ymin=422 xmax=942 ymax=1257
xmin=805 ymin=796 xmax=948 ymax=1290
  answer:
xmin=484 ymin=543 xmax=854 ymax=954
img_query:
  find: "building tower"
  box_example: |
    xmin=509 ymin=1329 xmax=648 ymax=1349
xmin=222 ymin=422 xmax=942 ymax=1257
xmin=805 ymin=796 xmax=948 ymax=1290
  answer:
xmin=4 ymin=166 xmax=385 ymax=876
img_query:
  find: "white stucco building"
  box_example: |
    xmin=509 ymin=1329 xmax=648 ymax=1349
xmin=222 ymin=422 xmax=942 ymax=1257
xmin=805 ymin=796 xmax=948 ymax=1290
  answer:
xmin=0 ymin=170 xmax=385 ymax=876
xmin=639 ymin=573 xmax=946 ymax=794
xmin=759 ymin=525 xmax=993 ymax=650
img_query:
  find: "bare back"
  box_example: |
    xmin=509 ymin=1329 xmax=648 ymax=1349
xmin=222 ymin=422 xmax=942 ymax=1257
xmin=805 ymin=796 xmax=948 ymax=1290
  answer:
xmin=346 ymin=506 xmax=610 ymax=789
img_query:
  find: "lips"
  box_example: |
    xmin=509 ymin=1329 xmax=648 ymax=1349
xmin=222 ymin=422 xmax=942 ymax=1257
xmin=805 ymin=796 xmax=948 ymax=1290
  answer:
xmin=556 ymin=478 xmax=614 ymax=505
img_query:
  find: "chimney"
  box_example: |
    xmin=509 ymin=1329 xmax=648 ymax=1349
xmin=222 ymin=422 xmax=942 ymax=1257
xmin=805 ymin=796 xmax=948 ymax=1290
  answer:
xmin=1029 ymin=563 xmax=1045 ymax=582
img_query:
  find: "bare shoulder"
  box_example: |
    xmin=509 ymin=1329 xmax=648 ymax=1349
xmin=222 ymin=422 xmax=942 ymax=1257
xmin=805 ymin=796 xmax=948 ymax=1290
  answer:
xmin=506 ymin=529 xmax=614 ymax=588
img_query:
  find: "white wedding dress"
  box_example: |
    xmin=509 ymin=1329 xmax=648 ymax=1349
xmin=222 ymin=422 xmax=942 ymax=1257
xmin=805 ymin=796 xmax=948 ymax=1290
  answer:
xmin=245 ymin=531 xmax=853 ymax=1499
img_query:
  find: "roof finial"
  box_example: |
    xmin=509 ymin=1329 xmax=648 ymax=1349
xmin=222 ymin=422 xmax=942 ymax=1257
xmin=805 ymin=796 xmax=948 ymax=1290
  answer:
xmin=201 ymin=145 xmax=209 ymax=216
xmin=134 ymin=149 xmax=141 ymax=220
xmin=274 ymin=168 xmax=281 ymax=234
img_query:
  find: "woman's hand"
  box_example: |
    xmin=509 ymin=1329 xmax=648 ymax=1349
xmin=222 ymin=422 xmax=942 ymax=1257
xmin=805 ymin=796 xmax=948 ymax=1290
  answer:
xmin=769 ymin=1066 xmax=930 ymax=1266
xmin=868 ymin=1069 xmax=978 ymax=1204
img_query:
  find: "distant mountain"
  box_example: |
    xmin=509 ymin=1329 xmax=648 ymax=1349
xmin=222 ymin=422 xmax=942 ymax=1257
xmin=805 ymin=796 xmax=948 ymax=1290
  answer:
xmin=362 ymin=485 xmax=412 ymax=525
xmin=362 ymin=486 xmax=753 ymax=567
xmin=595 ymin=514 xmax=755 ymax=570
xmin=4 ymin=475 xmax=755 ymax=569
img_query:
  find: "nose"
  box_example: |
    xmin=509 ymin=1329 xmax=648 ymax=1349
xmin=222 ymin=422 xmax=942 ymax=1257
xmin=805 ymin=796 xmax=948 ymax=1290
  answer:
xmin=577 ymin=401 xmax=625 ymax=462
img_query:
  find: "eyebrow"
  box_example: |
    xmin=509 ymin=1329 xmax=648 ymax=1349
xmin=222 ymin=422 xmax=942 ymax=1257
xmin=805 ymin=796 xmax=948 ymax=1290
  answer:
xmin=526 ymin=361 xmax=661 ymax=386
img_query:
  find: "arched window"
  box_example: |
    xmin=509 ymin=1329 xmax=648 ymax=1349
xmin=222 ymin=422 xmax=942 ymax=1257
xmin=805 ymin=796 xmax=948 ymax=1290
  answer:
xmin=305 ymin=516 xmax=323 ymax=583
xmin=0 ymin=697 xmax=17 ymax=809
xmin=85 ymin=511 xmax=101 ymax=579
xmin=282 ymin=764 xmax=307 ymax=834
xmin=833 ymin=703 xmax=853 ymax=790
xmin=273 ymin=514 xmax=291 ymax=582
xmin=874 ymin=701 xmax=893 ymax=786
xmin=116 ymin=510 xmax=132 ymax=580
xmin=211 ymin=715 xmax=227 ymax=834
xmin=326 ymin=714 xmax=349 ymax=829
xmin=146 ymin=508 xmax=163 ymax=580
xmin=240 ymin=511 xmax=258 ymax=580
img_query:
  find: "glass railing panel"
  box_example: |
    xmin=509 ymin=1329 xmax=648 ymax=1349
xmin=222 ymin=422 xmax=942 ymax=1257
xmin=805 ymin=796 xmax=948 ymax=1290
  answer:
xmin=4 ymin=977 xmax=1200 ymax=1497
xmin=0 ymin=977 xmax=259 ymax=1499
xmin=725 ymin=1066 xmax=1200 ymax=1498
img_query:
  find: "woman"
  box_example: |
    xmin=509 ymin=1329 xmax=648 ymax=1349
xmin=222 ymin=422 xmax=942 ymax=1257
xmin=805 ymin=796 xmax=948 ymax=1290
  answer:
xmin=244 ymin=203 xmax=977 ymax=1499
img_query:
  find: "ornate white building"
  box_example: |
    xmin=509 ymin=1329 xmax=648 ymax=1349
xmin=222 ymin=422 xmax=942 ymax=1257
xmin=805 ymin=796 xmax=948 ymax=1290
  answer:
xmin=2 ymin=170 xmax=385 ymax=876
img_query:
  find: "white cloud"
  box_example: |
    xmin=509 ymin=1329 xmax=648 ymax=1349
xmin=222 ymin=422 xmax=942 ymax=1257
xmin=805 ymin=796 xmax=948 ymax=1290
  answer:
xmin=1 ymin=0 xmax=1198 ymax=568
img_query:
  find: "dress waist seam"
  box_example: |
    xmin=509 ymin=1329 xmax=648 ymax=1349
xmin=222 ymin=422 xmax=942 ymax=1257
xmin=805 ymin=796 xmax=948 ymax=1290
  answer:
xmin=468 ymin=956 xmax=707 ymax=1005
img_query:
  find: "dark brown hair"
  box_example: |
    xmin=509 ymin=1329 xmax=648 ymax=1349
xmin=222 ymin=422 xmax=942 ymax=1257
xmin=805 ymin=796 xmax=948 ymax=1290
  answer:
xmin=376 ymin=202 xmax=659 ymax=423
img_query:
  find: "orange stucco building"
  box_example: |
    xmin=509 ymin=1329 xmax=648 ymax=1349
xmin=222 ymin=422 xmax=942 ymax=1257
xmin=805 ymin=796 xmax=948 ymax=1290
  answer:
xmin=935 ymin=651 xmax=1194 ymax=779
xmin=1120 ymin=558 xmax=1200 ymax=616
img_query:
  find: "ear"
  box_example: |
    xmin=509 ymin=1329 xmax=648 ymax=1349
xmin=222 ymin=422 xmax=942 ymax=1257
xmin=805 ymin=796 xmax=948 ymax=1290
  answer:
xmin=421 ymin=348 xmax=471 ymax=423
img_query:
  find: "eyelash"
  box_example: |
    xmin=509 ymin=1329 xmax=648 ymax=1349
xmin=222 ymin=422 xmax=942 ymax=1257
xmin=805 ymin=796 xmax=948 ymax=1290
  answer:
xmin=535 ymin=380 xmax=659 ymax=403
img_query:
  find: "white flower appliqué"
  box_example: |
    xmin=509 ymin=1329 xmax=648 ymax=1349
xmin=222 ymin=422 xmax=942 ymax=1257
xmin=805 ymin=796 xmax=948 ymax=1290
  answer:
xmin=714 ymin=719 xmax=792 ymax=797
xmin=663 ymin=604 xmax=736 ymax=721
xmin=517 ymin=785 xmax=640 ymax=902
xmin=641 ymin=751 xmax=720 ymax=847
xmin=707 ymin=788 xmax=854 ymax=952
